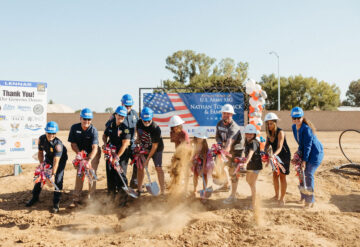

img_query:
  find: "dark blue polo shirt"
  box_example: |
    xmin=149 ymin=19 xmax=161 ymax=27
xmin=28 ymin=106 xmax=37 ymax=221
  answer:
xmin=38 ymin=135 xmax=68 ymax=165
xmin=104 ymin=121 xmax=131 ymax=152
xmin=68 ymin=123 xmax=99 ymax=154
xmin=105 ymin=109 xmax=138 ymax=144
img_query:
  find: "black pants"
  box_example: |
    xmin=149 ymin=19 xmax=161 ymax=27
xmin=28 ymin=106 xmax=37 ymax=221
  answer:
xmin=32 ymin=158 xmax=67 ymax=205
xmin=105 ymin=158 xmax=128 ymax=195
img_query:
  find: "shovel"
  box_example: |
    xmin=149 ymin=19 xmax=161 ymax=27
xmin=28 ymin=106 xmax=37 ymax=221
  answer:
xmin=116 ymin=168 xmax=138 ymax=199
xmin=145 ymin=166 xmax=160 ymax=196
xmin=198 ymin=173 xmax=213 ymax=199
xmin=298 ymin=168 xmax=313 ymax=195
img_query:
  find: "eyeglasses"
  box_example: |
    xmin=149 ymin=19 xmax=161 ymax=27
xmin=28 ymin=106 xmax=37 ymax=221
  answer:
xmin=83 ymin=118 xmax=92 ymax=121
xmin=292 ymin=117 xmax=301 ymax=120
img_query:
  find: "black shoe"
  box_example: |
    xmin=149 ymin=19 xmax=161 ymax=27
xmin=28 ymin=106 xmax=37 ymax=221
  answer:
xmin=25 ymin=197 xmax=39 ymax=207
xmin=52 ymin=204 xmax=59 ymax=213
xmin=129 ymin=179 xmax=137 ymax=189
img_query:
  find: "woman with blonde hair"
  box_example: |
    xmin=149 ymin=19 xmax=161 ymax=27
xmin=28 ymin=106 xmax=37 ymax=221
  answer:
xmin=264 ymin=112 xmax=291 ymax=206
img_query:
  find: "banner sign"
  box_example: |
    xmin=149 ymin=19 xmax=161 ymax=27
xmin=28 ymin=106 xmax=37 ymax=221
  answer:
xmin=143 ymin=93 xmax=244 ymax=136
xmin=0 ymin=81 xmax=47 ymax=165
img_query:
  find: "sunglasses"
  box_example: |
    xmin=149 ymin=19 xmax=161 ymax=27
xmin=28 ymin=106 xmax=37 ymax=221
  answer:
xmin=292 ymin=117 xmax=301 ymax=120
xmin=83 ymin=118 xmax=92 ymax=121
xmin=142 ymin=120 xmax=151 ymax=123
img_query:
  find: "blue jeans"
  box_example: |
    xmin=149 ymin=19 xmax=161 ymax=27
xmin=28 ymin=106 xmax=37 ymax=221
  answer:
xmin=300 ymin=161 xmax=321 ymax=203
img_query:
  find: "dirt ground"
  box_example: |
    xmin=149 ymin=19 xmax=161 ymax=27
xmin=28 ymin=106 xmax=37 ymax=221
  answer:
xmin=0 ymin=131 xmax=359 ymax=247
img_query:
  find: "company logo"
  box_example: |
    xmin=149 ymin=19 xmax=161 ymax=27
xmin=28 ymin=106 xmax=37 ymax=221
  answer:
xmin=3 ymin=104 xmax=15 ymax=111
xmin=33 ymin=104 xmax=44 ymax=115
xmin=32 ymin=138 xmax=38 ymax=149
xmin=0 ymin=138 xmax=5 ymax=145
xmin=0 ymin=149 xmax=6 ymax=155
xmin=37 ymin=84 xmax=46 ymax=92
xmin=10 ymin=141 xmax=25 ymax=152
xmin=10 ymin=115 xmax=25 ymax=121
xmin=27 ymin=116 xmax=44 ymax=122
xmin=10 ymin=123 xmax=20 ymax=132
xmin=25 ymin=123 xmax=42 ymax=131
xmin=0 ymin=115 xmax=5 ymax=121
xmin=17 ymin=105 xmax=31 ymax=111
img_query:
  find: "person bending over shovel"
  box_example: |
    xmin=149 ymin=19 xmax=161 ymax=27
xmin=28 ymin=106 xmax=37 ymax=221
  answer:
xmin=102 ymin=106 xmax=131 ymax=206
xmin=26 ymin=121 xmax=68 ymax=213
xmin=135 ymin=107 xmax=165 ymax=196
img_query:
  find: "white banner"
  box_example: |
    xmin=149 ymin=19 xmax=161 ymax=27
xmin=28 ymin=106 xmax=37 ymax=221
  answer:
xmin=0 ymin=81 xmax=47 ymax=165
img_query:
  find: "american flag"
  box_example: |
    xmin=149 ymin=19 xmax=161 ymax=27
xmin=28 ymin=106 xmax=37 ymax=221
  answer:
xmin=143 ymin=93 xmax=199 ymax=127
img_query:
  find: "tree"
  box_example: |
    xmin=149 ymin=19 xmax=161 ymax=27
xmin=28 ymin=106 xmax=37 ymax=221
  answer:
xmin=164 ymin=50 xmax=248 ymax=92
xmin=105 ymin=107 xmax=114 ymax=113
xmin=344 ymin=79 xmax=360 ymax=106
xmin=165 ymin=50 xmax=216 ymax=84
xmin=48 ymin=99 xmax=54 ymax=104
xmin=258 ymin=74 xmax=340 ymax=110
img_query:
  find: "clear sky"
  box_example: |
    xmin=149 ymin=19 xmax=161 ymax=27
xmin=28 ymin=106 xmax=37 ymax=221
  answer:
xmin=1 ymin=0 xmax=359 ymax=112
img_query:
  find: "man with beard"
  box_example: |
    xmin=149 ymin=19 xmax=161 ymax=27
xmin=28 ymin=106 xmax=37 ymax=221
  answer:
xmin=214 ymin=104 xmax=243 ymax=204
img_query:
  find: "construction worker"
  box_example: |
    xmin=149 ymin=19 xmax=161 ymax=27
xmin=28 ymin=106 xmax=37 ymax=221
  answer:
xmin=26 ymin=121 xmax=68 ymax=213
xmin=68 ymin=108 xmax=101 ymax=207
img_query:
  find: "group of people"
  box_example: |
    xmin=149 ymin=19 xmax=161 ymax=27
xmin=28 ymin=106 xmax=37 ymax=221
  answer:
xmin=25 ymin=94 xmax=324 ymax=213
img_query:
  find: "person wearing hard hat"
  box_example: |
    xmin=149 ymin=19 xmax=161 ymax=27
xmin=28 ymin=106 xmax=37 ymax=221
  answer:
xmin=264 ymin=112 xmax=291 ymax=206
xmin=105 ymin=94 xmax=139 ymax=189
xmin=135 ymin=107 xmax=165 ymax=196
xmin=291 ymin=107 xmax=323 ymax=208
xmin=215 ymin=104 xmax=243 ymax=200
xmin=68 ymin=108 xmax=101 ymax=208
xmin=191 ymin=127 xmax=213 ymax=197
xmin=102 ymin=106 xmax=131 ymax=206
xmin=26 ymin=121 xmax=68 ymax=213
xmin=169 ymin=115 xmax=190 ymax=148
xmin=236 ymin=124 xmax=263 ymax=209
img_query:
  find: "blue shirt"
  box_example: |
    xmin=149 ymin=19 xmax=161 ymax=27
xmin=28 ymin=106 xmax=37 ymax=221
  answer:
xmin=38 ymin=135 xmax=68 ymax=165
xmin=292 ymin=123 xmax=324 ymax=165
xmin=68 ymin=123 xmax=99 ymax=154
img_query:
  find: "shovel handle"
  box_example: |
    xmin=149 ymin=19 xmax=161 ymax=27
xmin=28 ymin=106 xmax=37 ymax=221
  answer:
xmin=145 ymin=166 xmax=152 ymax=183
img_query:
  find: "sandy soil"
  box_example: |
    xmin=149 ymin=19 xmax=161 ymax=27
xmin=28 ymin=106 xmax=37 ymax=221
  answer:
xmin=0 ymin=131 xmax=359 ymax=247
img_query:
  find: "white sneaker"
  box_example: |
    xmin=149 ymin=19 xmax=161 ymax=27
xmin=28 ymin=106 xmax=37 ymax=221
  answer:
xmin=223 ymin=196 xmax=237 ymax=204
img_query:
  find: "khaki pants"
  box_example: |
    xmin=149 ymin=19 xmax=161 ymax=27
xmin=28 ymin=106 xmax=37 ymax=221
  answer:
xmin=73 ymin=147 xmax=101 ymax=201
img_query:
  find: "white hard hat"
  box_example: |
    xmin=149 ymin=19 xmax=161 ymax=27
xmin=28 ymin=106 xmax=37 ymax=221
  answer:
xmin=244 ymin=124 xmax=257 ymax=134
xmin=264 ymin=112 xmax=279 ymax=122
xmin=193 ymin=127 xmax=209 ymax=139
xmin=221 ymin=104 xmax=235 ymax=114
xmin=169 ymin=115 xmax=185 ymax=127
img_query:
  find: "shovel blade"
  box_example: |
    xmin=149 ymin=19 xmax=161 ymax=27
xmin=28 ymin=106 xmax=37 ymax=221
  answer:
xmin=122 ymin=187 xmax=138 ymax=198
xmin=146 ymin=182 xmax=160 ymax=196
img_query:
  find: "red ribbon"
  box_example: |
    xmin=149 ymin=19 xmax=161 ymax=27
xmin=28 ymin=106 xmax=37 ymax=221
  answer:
xmin=72 ymin=150 xmax=96 ymax=182
xmin=130 ymin=145 xmax=148 ymax=169
xmin=233 ymin=157 xmax=247 ymax=176
xmin=210 ymin=144 xmax=232 ymax=162
xmin=103 ymin=144 xmax=123 ymax=173
xmin=34 ymin=162 xmax=52 ymax=186
xmin=291 ymin=151 xmax=304 ymax=183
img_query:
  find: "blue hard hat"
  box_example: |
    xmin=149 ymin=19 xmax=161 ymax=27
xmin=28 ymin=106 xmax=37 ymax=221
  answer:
xmin=291 ymin=106 xmax=304 ymax=118
xmin=121 ymin=94 xmax=134 ymax=106
xmin=45 ymin=121 xmax=58 ymax=133
xmin=115 ymin=106 xmax=127 ymax=117
xmin=141 ymin=107 xmax=153 ymax=121
xmin=80 ymin=108 xmax=93 ymax=119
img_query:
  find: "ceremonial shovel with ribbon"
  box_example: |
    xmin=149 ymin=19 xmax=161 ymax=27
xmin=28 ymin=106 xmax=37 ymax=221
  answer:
xmin=103 ymin=144 xmax=138 ymax=198
xmin=33 ymin=162 xmax=60 ymax=191
xmin=72 ymin=150 xmax=98 ymax=186
xmin=210 ymin=143 xmax=232 ymax=185
xmin=291 ymin=151 xmax=313 ymax=195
